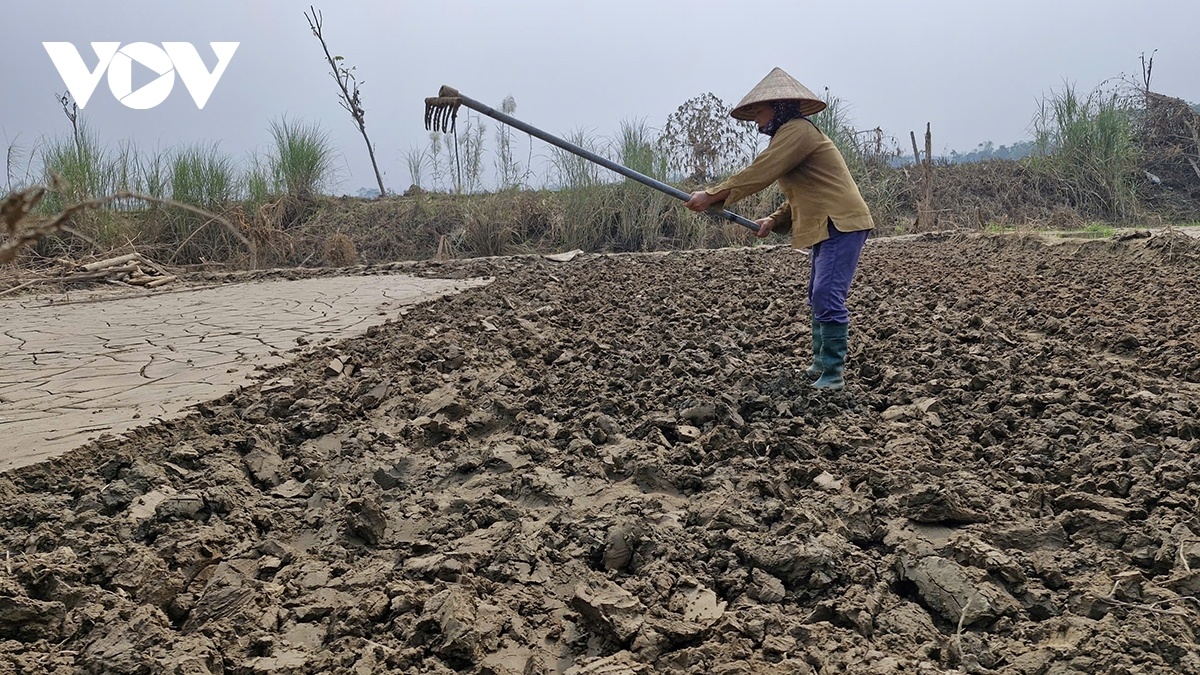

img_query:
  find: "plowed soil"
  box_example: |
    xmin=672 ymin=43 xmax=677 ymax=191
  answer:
xmin=3 ymin=233 xmax=1200 ymax=675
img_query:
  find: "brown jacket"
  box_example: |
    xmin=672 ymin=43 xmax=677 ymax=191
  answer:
xmin=707 ymin=118 xmax=874 ymax=249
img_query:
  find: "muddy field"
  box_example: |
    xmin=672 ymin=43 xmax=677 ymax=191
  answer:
xmin=2 ymin=232 xmax=1200 ymax=674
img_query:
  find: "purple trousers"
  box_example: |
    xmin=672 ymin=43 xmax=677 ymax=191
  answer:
xmin=807 ymin=219 xmax=869 ymax=324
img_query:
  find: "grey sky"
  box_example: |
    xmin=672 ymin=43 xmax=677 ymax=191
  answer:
xmin=3 ymin=0 xmax=1198 ymax=194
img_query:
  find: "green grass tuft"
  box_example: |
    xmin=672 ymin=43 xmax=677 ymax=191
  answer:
xmin=267 ymin=116 xmax=337 ymax=200
xmin=1031 ymin=83 xmax=1139 ymax=220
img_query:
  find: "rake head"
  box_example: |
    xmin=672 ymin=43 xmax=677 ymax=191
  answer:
xmin=424 ymin=85 xmax=462 ymax=134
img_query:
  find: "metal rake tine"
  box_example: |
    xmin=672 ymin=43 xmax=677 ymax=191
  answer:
xmin=423 ymin=95 xmax=460 ymax=134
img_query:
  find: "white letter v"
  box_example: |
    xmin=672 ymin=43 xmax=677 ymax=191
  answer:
xmin=164 ymin=42 xmax=239 ymax=109
xmin=43 ymin=42 xmax=120 ymax=108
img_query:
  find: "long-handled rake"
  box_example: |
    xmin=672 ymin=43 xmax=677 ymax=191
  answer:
xmin=424 ymin=85 xmax=761 ymax=232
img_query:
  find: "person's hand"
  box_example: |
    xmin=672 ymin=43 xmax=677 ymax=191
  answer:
xmin=753 ymin=217 xmax=776 ymax=238
xmin=685 ymin=190 xmax=721 ymax=213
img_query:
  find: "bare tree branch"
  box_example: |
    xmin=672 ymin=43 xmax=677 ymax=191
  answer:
xmin=305 ymin=6 xmax=387 ymax=197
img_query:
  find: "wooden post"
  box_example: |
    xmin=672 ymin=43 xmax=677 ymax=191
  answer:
xmin=924 ymin=123 xmax=935 ymax=230
xmin=910 ymin=126 xmax=935 ymax=232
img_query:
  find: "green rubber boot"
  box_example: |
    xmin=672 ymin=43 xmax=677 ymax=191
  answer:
xmin=812 ymin=322 xmax=849 ymax=390
xmin=804 ymin=318 xmax=823 ymax=379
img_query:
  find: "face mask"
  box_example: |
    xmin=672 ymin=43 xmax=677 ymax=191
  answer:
xmin=759 ymin=101 xmax=805 ymax=137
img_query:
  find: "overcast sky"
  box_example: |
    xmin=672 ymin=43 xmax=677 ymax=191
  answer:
xmin=3 ymin=0 xmax=1198 ymax=195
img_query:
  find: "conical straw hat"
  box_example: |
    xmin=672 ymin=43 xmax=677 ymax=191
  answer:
xmin=731 ymin=67 xmax=826 ymax=120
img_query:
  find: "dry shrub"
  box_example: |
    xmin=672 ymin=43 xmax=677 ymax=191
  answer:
xmin=265 ymin=193 xmax=319 ymax=230
xmin=457 ymin=191 xmax=558 ymax=257
xmin=1139 ymin=92 xmax=1200 ymax=194
xmin=301 ymin=194 xmax=450 ymax=263
xmin=459 ymin=196 xmax=514 ymax=258
xmin=1043 ymin=206 xmax=1085 ymax=231
xmin=1136 ymin=91 xmax=1200 ymax=221
xmin=855 ymin=157 xmax=912 ymax=234
xmin=245 ymin=201 xmax=297 ymax=267
xmin=322 ymin=232 xmax=357 ymax=266
xmin=510 ymin=192 xmax=556 ymax=246
xmin=924 ymin=160 xmax=1074 ymax=229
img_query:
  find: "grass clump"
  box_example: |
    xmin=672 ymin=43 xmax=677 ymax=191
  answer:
xmin=267 ymin=116 xmax=337 ymax=201
xmin=170 ymin=143 xmax=237 ymax=209
xmin=160 ymin=143 xmax=242 ymax=263
xmin=611 ymin=119 xmax=672 ymax=251
xmin=35 ymin=123 xmax=148 ymax=252
xmin=39 ymin=122 xmax=116 ymax=208
xmin=256 ymin=116 xmax=338 ymax=231
xmin=1032 ymin=82 xmax=1139 ymax=220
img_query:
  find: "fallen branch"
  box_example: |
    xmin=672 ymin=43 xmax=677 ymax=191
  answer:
xmin=1 ymin=187 xmax=256 ymax=268
xmin=125 ymin=274 xmax=156 ymax=286
xmin=0 ymin=279 xmax=40 ymax=298
xmin=82 ymin=252 xmax=140 ymax=272
xmin=56 ymin=265 xmax=140 ymax=282
xmin=3 ymin=251 xmax=181 ymax=295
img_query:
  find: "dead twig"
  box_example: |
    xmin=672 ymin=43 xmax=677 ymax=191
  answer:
xmin=1100 ymin=595 xmax=1193 ymax=617
xmin=948 ymin=593 xmax=979 ymax=666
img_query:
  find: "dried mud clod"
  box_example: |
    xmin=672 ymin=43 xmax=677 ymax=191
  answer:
xmin=2 ymin=234 xmax=1200 ymax=673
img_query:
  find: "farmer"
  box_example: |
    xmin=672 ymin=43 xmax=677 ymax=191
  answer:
xmin=685 ymin=67 xmax=874 ymax=391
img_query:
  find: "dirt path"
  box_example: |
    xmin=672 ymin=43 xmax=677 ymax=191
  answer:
xmin=1 ymin=233 xmax=1198 ymax=674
